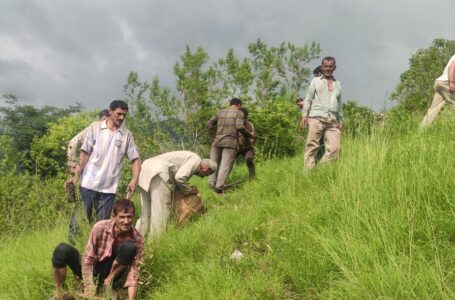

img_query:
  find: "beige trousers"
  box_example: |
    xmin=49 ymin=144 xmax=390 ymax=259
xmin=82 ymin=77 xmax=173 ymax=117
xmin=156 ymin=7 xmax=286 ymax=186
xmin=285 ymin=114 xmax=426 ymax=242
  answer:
xmin=208 ymin=146 xmax=237 ymax=189
xmin=304 ymin=117 xmax=341 ymax=170
xmin=420 ymin=80 xmax=455 ymax=128
xmin=135 ymin=175 xmax=172 ymax=238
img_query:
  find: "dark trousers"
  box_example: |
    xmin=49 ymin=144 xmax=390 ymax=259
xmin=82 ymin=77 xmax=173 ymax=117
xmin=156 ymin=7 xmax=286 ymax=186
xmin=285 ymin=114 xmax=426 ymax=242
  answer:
xmin=237 ymin=147 xmax=256 ymax=179
xmin=79 ymin=187 xmax=116 ymax=222
xmin=68 ymin=188 xmax=115 ymax=244
xmin=51 ymin=242 xmax=137 ymax=285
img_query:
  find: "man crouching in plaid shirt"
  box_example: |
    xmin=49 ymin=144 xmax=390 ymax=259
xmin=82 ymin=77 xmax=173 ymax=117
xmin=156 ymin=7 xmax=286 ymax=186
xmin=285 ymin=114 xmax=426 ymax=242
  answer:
xmin=51 ymin=199 xmax=144 ymax=299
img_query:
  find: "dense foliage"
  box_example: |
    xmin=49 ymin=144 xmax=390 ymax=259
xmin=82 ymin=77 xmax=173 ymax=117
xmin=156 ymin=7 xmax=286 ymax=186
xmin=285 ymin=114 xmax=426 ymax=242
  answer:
xmin=391 ymin=38 xmax=455 ymax=112
xmin=1 ymin=38 xmax=455 ymax=298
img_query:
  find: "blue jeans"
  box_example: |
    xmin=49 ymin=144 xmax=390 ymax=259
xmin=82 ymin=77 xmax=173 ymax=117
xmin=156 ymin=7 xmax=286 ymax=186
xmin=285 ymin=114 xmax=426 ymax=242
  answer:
xmin=79 ymin=187 xmax=116 ymax=222
xmin=68 ymin=188 xmax=115 ymax=244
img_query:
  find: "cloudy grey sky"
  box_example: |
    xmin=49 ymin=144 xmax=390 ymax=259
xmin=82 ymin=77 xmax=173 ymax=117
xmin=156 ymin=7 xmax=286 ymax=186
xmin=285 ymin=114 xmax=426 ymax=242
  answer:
xmin=0 ymin=0 xmax=454 ymax=111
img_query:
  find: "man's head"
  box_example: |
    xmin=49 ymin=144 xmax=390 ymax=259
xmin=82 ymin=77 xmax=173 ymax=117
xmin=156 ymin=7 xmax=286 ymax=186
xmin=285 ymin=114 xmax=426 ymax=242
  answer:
xmin=112 ymin=199 xmax=135 ymax=233
xmin=198 ymin=159 xmax=217 ymax=177
xmin=108 ymin=100 xmax=129 ymax=128
xmin=99 ymin=109 xmax=110 ymax=121
xmin=313 ymin=66 xmax=322 ymax=77
xmin=321 ymin=56 xmax=336 ymax=79
xmin=240 ymin=107 xmax=249 ymax=120
xmin=295 ymin=98 xmax=304 ymax=109
xmin=229 ymin=98 xmax=242 ymax=109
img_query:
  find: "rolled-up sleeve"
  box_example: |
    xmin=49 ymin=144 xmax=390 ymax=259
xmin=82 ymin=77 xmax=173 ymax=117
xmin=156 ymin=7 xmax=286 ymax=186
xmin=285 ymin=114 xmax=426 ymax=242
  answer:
xmin=67 ymin=129 xmax=88 ymax=168
xmin=337 ymin=83 xmax=343 ymax=121
xmin=81 ymin=123 xmax=96 ymax=154
xmin=125 ymin=134 xmax=139 ymax=161
xmin=303 ymin=80 xmax=316 ymax=117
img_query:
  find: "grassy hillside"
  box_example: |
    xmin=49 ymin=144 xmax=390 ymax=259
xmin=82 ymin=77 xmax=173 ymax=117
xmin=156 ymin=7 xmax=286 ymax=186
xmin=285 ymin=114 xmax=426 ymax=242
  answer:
xmin=1 ymin=112 xmax=455 ymax=299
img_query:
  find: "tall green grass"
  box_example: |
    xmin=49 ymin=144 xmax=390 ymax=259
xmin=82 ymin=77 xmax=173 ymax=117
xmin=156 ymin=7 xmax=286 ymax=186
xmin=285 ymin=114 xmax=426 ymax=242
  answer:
xmin=1 ymin=112 xmax=455 ymax=299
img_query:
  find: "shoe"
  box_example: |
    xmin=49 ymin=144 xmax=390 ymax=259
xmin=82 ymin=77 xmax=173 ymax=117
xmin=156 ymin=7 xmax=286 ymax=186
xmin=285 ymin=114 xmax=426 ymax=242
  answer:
xmin=211 ymin=186 xmax=224 ymax=194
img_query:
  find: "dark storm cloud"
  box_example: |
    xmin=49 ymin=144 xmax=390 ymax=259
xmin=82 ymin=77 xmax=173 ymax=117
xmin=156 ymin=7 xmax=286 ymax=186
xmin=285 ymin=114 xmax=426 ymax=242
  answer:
xmin=0 ymin=0 xmax=454 ymax=110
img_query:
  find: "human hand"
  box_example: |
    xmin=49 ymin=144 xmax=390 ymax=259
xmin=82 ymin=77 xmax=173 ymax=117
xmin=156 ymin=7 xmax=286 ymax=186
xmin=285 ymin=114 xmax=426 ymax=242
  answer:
xmin=449 ymin=81 xmax=455 ymax=93
xmin=126 ymin=181 xmax=137 ymax=199
xmin=189 ymin=186 xmax=199 ymax=195
xmin=300 ymin=116 xmax=308 ymax=129
xmin=337 ymin=122 xmax=343 ymax=131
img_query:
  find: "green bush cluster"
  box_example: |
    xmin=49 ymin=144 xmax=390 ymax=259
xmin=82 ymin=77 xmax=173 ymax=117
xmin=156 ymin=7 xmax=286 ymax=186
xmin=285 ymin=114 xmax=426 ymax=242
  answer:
xmin=0 ymin=172 xmax=71 ymax=240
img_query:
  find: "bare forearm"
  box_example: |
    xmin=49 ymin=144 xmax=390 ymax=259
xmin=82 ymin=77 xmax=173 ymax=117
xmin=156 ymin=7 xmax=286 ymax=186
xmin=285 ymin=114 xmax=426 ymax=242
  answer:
xmin=77 ymin=151 xmax=90 ymax=173
xmin=131 ymin=159 xmax=141 ymax=184
xmin=128 ymin=286 xmax=137 ymax=300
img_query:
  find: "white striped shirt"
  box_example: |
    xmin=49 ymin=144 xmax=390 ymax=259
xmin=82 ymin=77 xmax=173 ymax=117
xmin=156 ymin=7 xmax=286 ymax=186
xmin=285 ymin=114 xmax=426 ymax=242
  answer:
xmin=79 ymin=120 xmax=139 ymax=193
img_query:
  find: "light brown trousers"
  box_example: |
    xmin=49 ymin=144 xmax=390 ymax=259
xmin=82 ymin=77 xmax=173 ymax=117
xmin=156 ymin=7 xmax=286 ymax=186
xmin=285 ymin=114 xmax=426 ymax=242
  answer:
xmin=304 ymin=117 xmax=341 ymax=170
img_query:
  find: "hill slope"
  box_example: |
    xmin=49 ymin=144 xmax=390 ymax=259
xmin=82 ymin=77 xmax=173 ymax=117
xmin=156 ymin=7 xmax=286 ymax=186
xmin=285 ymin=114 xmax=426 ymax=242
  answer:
xmin=1 ymin=113 xmax=455 ymax=299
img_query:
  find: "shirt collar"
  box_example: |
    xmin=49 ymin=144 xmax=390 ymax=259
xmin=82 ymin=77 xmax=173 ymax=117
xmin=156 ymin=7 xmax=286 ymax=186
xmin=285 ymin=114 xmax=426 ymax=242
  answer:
xmin=319 ymin=75 xmax=337 ymax=82
xmin=100 ymin=120 xmax=125 ymax=134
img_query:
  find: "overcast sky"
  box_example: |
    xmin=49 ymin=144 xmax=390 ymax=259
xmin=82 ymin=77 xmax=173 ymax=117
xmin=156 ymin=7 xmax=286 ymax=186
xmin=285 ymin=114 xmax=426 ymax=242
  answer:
xmin=0 ymin=0 xmax=454 ymax=111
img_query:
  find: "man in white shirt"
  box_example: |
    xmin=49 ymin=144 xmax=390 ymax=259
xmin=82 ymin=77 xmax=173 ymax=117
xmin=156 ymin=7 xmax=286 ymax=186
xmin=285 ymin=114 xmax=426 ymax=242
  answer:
xmin=76 ymin=100 xmax=141 ymax=223
xmin=420 ymin=55 xmax=455 ymax=127
xmin=136 ymin=151 xmax=216 ymax=238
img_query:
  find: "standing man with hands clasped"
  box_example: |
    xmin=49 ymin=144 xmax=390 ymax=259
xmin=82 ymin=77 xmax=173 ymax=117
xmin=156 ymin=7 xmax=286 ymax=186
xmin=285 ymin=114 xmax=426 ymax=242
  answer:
xmin=300 ymin=56 xmax=343 ymax=170
xmin=75 ymin=100 xmax=141 ymax=223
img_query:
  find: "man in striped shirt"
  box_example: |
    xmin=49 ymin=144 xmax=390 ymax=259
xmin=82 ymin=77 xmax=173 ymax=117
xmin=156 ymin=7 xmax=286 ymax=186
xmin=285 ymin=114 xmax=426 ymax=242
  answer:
xmin=76 ymin=100 xmax=141 ymax=222
xmin=51 ymin=199 xmax=144 ymax=299
xmin=206 ymin=98 xmax=255 ymax=193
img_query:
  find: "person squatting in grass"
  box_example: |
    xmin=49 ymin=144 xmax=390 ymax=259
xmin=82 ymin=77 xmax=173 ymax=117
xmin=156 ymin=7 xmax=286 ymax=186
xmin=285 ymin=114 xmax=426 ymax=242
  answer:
xmin=420 ymin=54 xmax=455 ymax=128
xmin=51 ymin=199 xmax=144 ymax=300
xmin=237 ymin=108 xmax=256 ymax=180
xmin=75 ymin=100 xmax=141 ymax=224
xmin=206 ymin=98 xmax=255 ymax=194
xmin=66 ymin=109 xmax=109 ymax=245
xmin=135 ymin=151 xmax=217 ymax=238
xmin=300 ymin=56 xmax=343 ymax=170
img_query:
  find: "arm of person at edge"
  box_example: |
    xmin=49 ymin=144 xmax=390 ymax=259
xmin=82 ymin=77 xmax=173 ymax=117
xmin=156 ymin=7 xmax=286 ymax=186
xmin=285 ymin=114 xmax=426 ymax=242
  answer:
xmin=301 ymin=81 xmax=315 ymax=129
xmin=337 ymin=83 xmax=343 ymax=130
xmin=126 ymin=158 xmax=141 ymax=199
xmin=205 ymin=115 xmax=218 ymax=139
xmin=449 ymin=61 xmax=455 ymax=93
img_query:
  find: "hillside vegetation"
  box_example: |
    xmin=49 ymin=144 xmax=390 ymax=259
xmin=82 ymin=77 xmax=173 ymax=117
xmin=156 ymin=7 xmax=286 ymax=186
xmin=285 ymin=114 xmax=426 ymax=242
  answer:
xmin=1 ymin=111 xmax=455 ymax=299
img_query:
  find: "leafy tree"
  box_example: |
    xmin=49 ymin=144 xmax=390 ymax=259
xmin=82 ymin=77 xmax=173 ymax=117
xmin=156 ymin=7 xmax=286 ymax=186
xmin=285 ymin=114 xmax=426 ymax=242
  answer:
xmin=29 ymin=111 xmax=96 ymax=177
xmin=174 ymin=46 xmax=220 ymax=149
xmin=390 ymin=38 xmax=455 ymax=112
xmin=215 ymin=48 xmax=254 ymax=102
xmin=342 ymin=101 xmax=376 ymax=138
xmin=249 ymin=96 xmax=302 ymax=159
xmin=248 ymin=39 xmax=321 ymax=105
xmin=0 ymin=94 xmax=82 ymax=172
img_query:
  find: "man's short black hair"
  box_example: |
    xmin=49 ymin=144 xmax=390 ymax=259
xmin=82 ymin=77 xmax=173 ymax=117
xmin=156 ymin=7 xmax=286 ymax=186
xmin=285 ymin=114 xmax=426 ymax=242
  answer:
xmin=109 ymin=100 xmax=129 ymax=112
xmin=313 ymin=66 xmax=322 ymax=76
xmin=229 ymin=98 xmax=242 ymax=106
xmin=99 ymin=109 xmax=109 ymax=119
xmin=240 ymin=107 xmax=249 ymax=119
xmin=295 ymin=98 xmax=304 ymax=104
xmin=112 ymin=199 xmax=135 ymax=216
xmin=322 ymin=56 xmax=336 ymax=65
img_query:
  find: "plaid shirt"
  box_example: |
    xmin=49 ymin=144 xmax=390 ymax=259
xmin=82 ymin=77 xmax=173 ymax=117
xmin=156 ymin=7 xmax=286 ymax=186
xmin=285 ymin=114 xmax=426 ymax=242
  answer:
xmin=82 ymin=220 xmax=144 ymax=288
